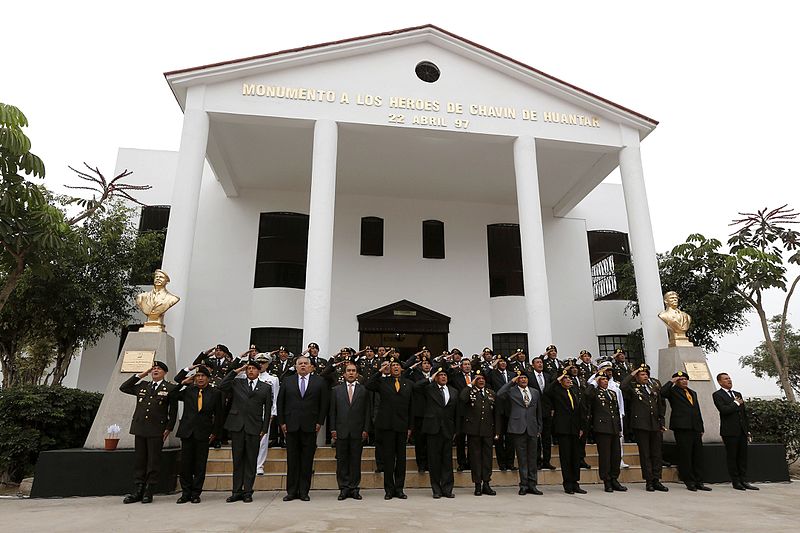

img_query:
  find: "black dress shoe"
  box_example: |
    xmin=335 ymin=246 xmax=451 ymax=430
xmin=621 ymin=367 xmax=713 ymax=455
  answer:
xmin=282 ymin=495 xmax=296 ymax=502
xmin=384 ymin=494 xmax=393 ymax=500
xmin=123 ymin=486 xmax=144 ymax=505
xmin=227 ymin=494 xmax=243 ymax=503
xmin=742 ymin=482 xmax=759 ymax=490
xmin=573 ymin=486 xmax=587 ymax=494
xmin=432 ymin=493 xmax=441 ymax=499
xmin=351 ymin=490 xmax=363 ymax=500
xmin=300 ymin=495 xmax=310 ymax=501
xmin=653 ymin=480 xmax=669 ymax=492
xmin=646 ymin=481 xmax=655 ymax=492
xmin=604 ymin=481 xmax=614 ymax=493
xmin=141 ymin=487 xmax=154 ymax=504
xmin=395 ymin=492 xmax=407 ymax=499
xmin=499 ymin=466 xmax=507 ymax=472
xmin=243 ymin=495 xmax=253 ymax=503
xmin=510 ymin=466 xmax=518 ymax=471
xmin=564 ymin=488 xmax=575 ymax=494
xmin=474 ymin=483 xmax=482 ymax=496
xmin=696 ymin=484 xmax=712 ymax=491
xmin=482 ymin=483 xmax=496 ymax=496
xmin=733 ymin=481 xmax=746 ymax=491
xmin=444 ymin=493 xmax=455 ymax=498
xmin=176 ymin=495 xmax=191 ymax=504
xmin=611 ymin=479 xmax=628 ymax=492
xmin=542 ymin=463 xmax=557 ymax=470
xmin=213 ymin=441 xmax=222 ymax=449
xmin=338 ymin=490 xmax=348 ymax=501
xmin=527 ymin=486 xmax=543 ymax=495
xmin=686 ymin=483 xmax=697 ymax=492
xmin=190 ymin=497 xmax=201 ymax=504
xmin=519 ymin=488 xmax=527 ymax=495
xmin=580 ymin=461 xmax=592 ymax=469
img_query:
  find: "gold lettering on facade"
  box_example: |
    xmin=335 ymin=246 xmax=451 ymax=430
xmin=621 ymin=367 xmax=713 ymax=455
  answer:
xmin=446 ymin=102 xmax=463 ymax=114
xmin=389 ymin=97 xmax=440 ymax=112
xmin=542 ymin=111 xmax=600 ymax=128
xmin=468 ymin=104 xmax=516 ymax=119
xmin=340 ymin=92 xmax=350 ymax=104
xmin=356 ymin=94 xmax=383 ymax=106
xmin=522 ymin=109 xmax=538 ymax=121
xmin=411 ymin=115 xmax=447 ymax=127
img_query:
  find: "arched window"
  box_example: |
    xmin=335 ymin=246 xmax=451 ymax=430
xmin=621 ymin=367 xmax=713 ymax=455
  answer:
xmin=360 ymin=216 xmax=384 ymax=256
xmin=422 ymin=220 xmax=445 ymax=259
xmin=487 ymin=224 xmax=524 ymax=297
xmin=254 ymin=212 xmax=309 ymax=289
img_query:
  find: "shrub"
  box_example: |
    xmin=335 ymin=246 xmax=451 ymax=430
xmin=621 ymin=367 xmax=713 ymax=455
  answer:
xmin=746 ymin=398 xmax=800 ymax=464
xmin=0 ymin=386 xmax=102 ymax=483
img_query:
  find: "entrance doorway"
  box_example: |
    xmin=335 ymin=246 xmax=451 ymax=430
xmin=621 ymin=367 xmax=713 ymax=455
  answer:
xmin=357 ymin=300 xmax=450 ymax=362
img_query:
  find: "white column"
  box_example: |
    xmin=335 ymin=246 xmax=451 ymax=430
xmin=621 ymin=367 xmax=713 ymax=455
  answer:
xmin=161 ymin=85 xmax=209 ymax=356
xmin=302 ymin=120 xmax=338 ymax=353
xmin=513 ymin=136 xmax=553 ymax=354
xmin=618 ymin=127 xmax=667 ymax=374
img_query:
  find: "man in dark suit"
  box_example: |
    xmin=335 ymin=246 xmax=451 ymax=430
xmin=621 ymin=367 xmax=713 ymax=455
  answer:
xmin=529 ymin=356 xmax=555 ymax=470
xmin=488 ymin=354 xmax=515 ymax=471
xmin=277 ymin=355 xmax=330 ymax=502
xmin=218 ymin=361 xmax=272 ymax=503
xmin=171 ymin=365 xmax=223 ymax=503
xmin=713 ymin=372 xmax=758 ymax=490
xmin=119 ymin=361 xmax=178 ymax=504
xmin=460 ymin=369 xmax=497 ymax=496
xmin=329 ymin=362 xmax=371 ymax=500
xmin=497 ymin=371 xmax=543 ymax=495
xmin=546 ymin=369 xmax=585 ymax=494
xmin=405 ymin=354 xmax=433 ymax=473
xmin=365 ymin=356 xmax=414 ymax=500
xmin=414 ymin=364 xmax=458 ymax=498
xmin=448 ymin=358 xmax=473 ymax=472
xmin=662 ymin=370 xmax=711 ymax=491
xmin=584 ymin=372 xmax=627 ymax=493
xmin=621 ymin=364 xmax=668 ymax=492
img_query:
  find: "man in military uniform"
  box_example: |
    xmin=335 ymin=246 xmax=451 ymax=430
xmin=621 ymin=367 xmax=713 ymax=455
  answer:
xmin=192 ymin=344 xmax=233 ymax=386
xmin=488 ymin=354 xmax=516 ymax=471
xmin=584 ymin=372 xmax=627 ymax=493
xmin=305 ymin=342 xmax=328 ymax=375
xmin=577 ymin=350 xmax=597 ymax=384
xmin=662 ymin=370 xmax=711 ymax=491
xmin=358 ymin=346 xmax=381 ymax=380
xmin=120 ymin=361 xmax=178 ymax=504
xmin=460 ymin=369 xmax=496 ymax=496
xmin=621 ymin=364 xmax=669 ymax=492
xmin=478 ymin=347 xmax=494 ymax=374
xmin=542 ymin=344 xmax=564 ymax=376
xmin=507 ymin=350 xmax=530 ymax=374
xmin=448 ymin=358 xmax=473 ymax=472
xmin=268 ymin=346 xmax=295 ymax=381
xmin=611 ymin=348 xmax=633 ymax=383
xmin=546 ymin=370 xmax=585 ymax=494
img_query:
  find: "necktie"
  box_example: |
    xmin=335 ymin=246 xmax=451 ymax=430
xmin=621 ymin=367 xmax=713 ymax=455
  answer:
xmin=567 ymin=389 xmax=575 ymax=409
xmin=440 ymin=386 xmax=446 ymax=403
xmin=538 ymin=373 xmax=544 ymax=390
xmin=685 ymin=389 xmax=694 ymax=405
xmin=394 ymin=378 xmax=401 ymax=392
xmin=300 ymin=376 xmax=306 ymax=397
xmin=348 ymin=383 xmax=354 ymax=404
xmin=465 ymin=374 xmax=471 ymax=385
xmin=729 ymin=390 xmax=735 ymax=400
xmin=250 ymin=380 xmax=255 ymax=392
xmin=197 ymin=388 xmax=203 ymax=411
xmin=503 ymin=372 xmax=508 ymax=383
xmin=522 ymin=388 xmax=530 ymax=407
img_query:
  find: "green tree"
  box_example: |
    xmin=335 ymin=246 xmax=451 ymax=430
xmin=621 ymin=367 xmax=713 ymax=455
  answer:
xmin=672 ymin=206 xmax=800 ymax=401
xmin=740 ymin=317 xmax=800 ymax=397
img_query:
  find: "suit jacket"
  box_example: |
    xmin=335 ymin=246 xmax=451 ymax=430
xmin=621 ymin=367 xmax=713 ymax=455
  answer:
xmin=329 ymin=381 xmax=372 ymax=438
xmin=713 ymin=388 xmax=749 ymax=437
xmin=170 ymin=369 xmax=224 ymax=440
xmin=405 ymin=368 xmax=432 ymax=417
xmin=489 ymin=368 xmax=514 ymax=416
xmin=459 ymin=386 xmax=495 ymax=437
xmin=277 ymin=373 xmax=330 ymax=432
xmin=661 ymin=381 xmax=704 ymax=433
xmin=545 ymin=380 xmax=584 ymax=435
xmin=120 ymin=376 xmax=178 ymax=437
xmin=497 ymin=382 xmax=542 ymax=437
xmin=448 ymin=370 xmax=474 ymax=392
xmin=365 ymin=372 xmax=414 ymax=432
xmin=621 ymin=374 xmax=665 ymax=431
xmin=218 ymin=371 xmax=272 ymax=435
xmin=413 ymin=379 xmax=458 ymax=438
xmin=583 ymin=384 xmax=621 ymax=435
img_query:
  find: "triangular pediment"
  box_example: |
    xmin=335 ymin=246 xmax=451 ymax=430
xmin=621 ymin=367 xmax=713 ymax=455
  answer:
xmin=357 ymin=300 xmax=450 ymax=334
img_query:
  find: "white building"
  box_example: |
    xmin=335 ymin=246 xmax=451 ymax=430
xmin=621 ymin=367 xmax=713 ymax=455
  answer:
xmin=69 ymin=25 xmax=667 ymax=392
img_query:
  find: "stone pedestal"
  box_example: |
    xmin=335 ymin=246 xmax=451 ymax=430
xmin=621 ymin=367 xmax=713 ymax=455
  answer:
xmin=84 ymin=332 xmax=180 ymax=449
xmin=658 ymin=346 xmax=721 ymax=443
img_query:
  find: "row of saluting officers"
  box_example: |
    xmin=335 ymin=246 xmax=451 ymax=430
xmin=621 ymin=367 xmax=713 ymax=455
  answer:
xmin=117 ymin=344 xmax=758 ymax=504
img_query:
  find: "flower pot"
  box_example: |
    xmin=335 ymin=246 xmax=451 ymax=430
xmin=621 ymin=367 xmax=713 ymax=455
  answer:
xmin=104 ymin=438 xmax=120 ymax=451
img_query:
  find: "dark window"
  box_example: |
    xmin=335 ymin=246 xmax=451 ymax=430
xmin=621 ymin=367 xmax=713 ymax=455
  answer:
xmin=130 ymin=205 xmax=170 ymax=285
xmin=250 ymin=327 xmax=304 ymax=356
xmin=487 ymin=224 xmax=524 ymax=297
xmin=492 ymin=333 xmax=529 ymax=358
xmin=588 ymin=230 xmax=631 ymax=300
xmin=360 ymin=216 xmax=384 ymax=256
xmin=254 ymin=212 xmax=309 ymax=289
xmin=422 ymin=220 xmax=445 ymax=259
xmin=597 ymin=334 xmax=644 ymax=367
xmin=415 ymin=61 xmax=441 ymax=83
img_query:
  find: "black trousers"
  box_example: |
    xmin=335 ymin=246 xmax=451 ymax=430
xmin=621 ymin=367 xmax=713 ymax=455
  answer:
xmin=467 ymin=435 xmax=493 ymax=484
xmin=633 ymin=428 xmax=663 ymax=481
xmin=230 ymin=430 xmax=260 ymax=497
xmin=180 ymin=437 xmax=210 ymax=497
xmin=511 ymin=433 xmax=538 ymax=489
xmin=285 ymin=430 xmax=317 ymax=498
xmin=557 ymin=433 xmax=581 ymax=488
xmin=494 ymin=415 xmax=515 ymax=468
xmin=595 ymin=432 xmax=621 ymax=481
xmin=455 ymin=431 xmax=469 ymax=469
xmin=674 ymin=429 xmax=704 ymax=485
xmin=413 ymin=416 xmax=428 ymax=470
xmin=537 ymin=416 xmax=553 ymax=465
xmin=723 ymin=434 xmax=749 ymax=482
xmin=133 ymin=435 xmax=163 ymax=486
xmin=378 ymin=429 xmax=407 ymax=495
xmin=372 ymin=430 xmax=383 ymax=471
xmin=335 ymin=436 xmax=364 ymax=491
xmin=427 ymin=433 xmax=454 ymax=496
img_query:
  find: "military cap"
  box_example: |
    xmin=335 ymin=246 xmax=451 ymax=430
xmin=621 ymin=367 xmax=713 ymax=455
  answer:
xmin=597 ymin=361 xmax=613 ymax=371
xmin=595 ymin=372 xmax=609 ymax=380
xmin=546 ymin=344 xmax=557 ymax=351
xmin=387 ymin=356 xmax=400 ymax=364
xmin=515 ymin=369 xmax=523 ymax=376
xmin=450 ymin=348 xmax=463 ymax=356
xmin=217 ymin=344 xmax=231 ymax=356
xmin=433 ymin=363 xmax=449 ymax=374
xmin=473 ymin=369 xmax=485 ymax=379
xmin=245 ymin=360 xmax=261 ymax=370
xmin=482 ymin=347 xmax=493 ymax=354
xmin=153 ymin=360 xmax=169 ymax=372
xmin=195 ymin=365 xmax=211 ymax=377
xmin=579 ymin=349 xmax=591 ymax=356
xmin=307 ymin=342 xmax=320 ymax=350
xmin=672 ymin=370 xmax=688 ymax=379
xmin=255 ymin=353 xmax=270 ymax=363
xmin=565 ymin=358 xmax=578 ymax=366
xmin=420 ymin=354 xmax=430 ymax=362
xmin=638 ymin=363 xmax=651 ymax=372
xmin=614 ymin=348 xmax=625 ymax=355
xmin=495 ymin=353 xmax=507 ymax=361
xmin=278 ymin=345 xmax=288 ymax=352
xmin=561 ymin=368 xmax=570 ymax=376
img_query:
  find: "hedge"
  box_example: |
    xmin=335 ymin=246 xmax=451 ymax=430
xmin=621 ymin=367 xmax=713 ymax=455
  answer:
xmin=0 ymin=386 xmax=102 ymax=483
xmin=747 ymin=398 xmax=800 ymax=464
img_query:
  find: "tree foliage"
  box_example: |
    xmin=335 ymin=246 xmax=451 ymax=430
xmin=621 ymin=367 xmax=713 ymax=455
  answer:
xmin=740 ymin=317 xmax=800 ymax=397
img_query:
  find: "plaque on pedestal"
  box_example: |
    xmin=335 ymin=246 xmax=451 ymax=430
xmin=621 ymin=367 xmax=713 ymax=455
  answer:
xmin=120 ymin=350 xmax=156 ymax=373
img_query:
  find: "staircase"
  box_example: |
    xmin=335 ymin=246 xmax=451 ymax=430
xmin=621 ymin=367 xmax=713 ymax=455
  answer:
xmin=203 ymin=443 xmax=677 ymax=491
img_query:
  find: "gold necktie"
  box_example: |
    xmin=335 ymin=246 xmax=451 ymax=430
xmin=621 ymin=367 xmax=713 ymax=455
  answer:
xmin=567 ymin=389 xmax=574 ymax=409
xmin=395 ymin=378 xmax=400 ymax=392
xmin=198 ymin=388 xmax=203 ymax=411
xmin=685 ymin=390 xmax=693 ymax=405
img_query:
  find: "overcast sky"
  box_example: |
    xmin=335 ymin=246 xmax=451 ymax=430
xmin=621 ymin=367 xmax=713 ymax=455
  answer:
xmin=4 ymin=1 xmax=798 ymax=396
